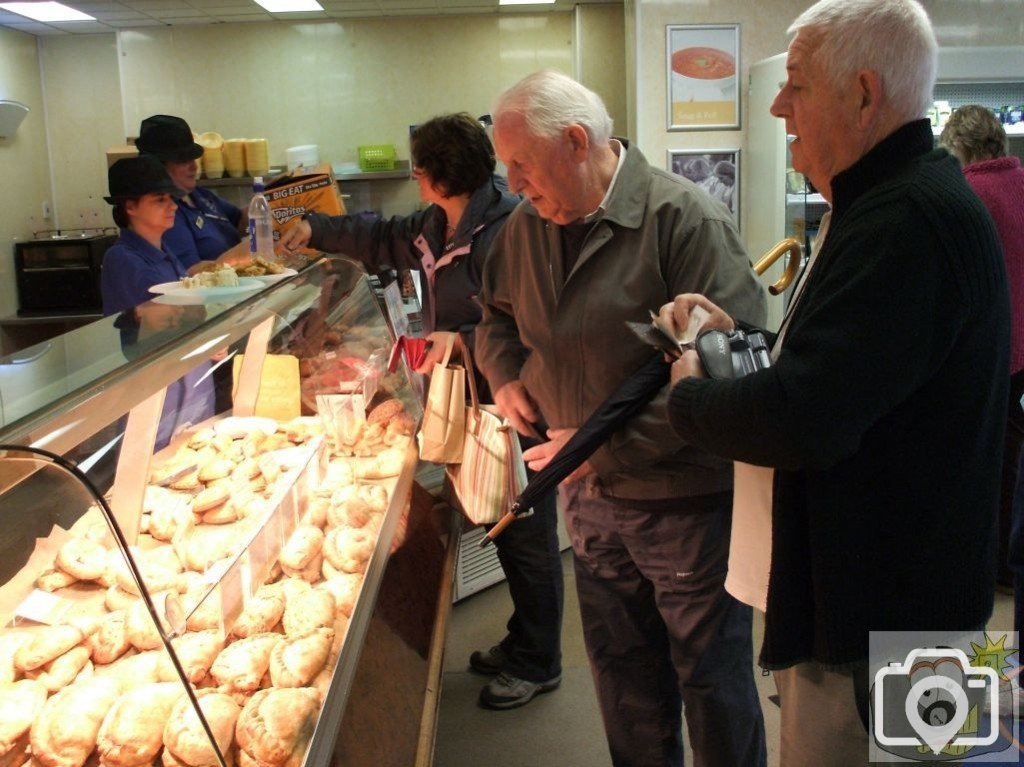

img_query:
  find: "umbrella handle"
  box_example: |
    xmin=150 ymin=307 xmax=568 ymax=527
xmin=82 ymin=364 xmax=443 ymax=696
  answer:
xmin=753 ymin=237 xmax=802 ymax=296
xmin=479 ymin=501 xmax=525 ymax=548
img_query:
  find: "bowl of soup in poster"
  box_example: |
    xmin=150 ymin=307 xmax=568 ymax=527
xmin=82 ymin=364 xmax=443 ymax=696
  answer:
xmin=671 ymin=46 xmax=736 ymax=101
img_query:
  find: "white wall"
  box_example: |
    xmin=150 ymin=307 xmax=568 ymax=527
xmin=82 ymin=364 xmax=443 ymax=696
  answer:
xmin=632 ymin=0 xmax=1024 ymax=245
xmin=0 ymin=27 xmax=53 ymax=318
xmin=39 ymin=34 xmax=122 ymax=233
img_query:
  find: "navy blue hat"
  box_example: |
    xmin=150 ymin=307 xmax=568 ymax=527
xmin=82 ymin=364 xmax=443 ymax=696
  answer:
xmin=104 ymin=155 xmax=182 ymax=204
xmin=136 ymin=114 xmax=204 ymax=163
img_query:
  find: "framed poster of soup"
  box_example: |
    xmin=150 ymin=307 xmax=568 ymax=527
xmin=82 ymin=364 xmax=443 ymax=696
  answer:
xmin=666 ymin=24 xmax=740 ymax=131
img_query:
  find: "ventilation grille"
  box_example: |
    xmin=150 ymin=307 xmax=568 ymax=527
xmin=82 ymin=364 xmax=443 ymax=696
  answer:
xmin=453 ymin=526 xmax=506 ymax=602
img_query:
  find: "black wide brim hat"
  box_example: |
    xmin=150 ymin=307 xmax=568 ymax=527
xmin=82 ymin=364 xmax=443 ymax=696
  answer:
xmin=104 ymin=155 xmax=184 ymax=204
xmin=135 ymin=114 xmax=204 ymax=163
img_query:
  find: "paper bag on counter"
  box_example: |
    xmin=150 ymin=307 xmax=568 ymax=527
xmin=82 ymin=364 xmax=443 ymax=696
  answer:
xmin=265 ymin=164 xmax=346 ymax=251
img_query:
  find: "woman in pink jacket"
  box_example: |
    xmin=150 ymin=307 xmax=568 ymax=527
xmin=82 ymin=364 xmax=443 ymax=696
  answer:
xmin=941 ymin=105 xmax=1024 ymax=617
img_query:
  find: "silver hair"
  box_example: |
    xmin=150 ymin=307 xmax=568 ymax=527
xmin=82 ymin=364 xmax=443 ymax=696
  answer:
xmin=492 ymin=70 xmax=613 ymax=144
xmin=789 ymin=0 xmax=938 ymax=121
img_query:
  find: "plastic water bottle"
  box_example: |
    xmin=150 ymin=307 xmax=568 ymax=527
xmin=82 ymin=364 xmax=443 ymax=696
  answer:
xmin=248 ymin=176 xmax=276 ymax=261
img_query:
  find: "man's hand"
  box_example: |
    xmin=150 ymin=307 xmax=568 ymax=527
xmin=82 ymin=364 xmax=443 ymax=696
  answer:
xmin=670 ymin=349 xmax=706 ymax=384
xmin=521 ymin=428 xmax=594 ymax=483
xmin=414 ymin=331 xmax=457 ymax=374
xmin=278 ymin=219 xmax=313 ymax=256
xmin=494 ymin=381 xmax=543 ymax=439
xmin=656 ymin=293 xmax=734 ymax=340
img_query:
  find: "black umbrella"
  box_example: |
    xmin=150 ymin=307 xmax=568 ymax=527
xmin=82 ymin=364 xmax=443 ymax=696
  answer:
xmin=481 ymin=353 xmax=669 ymax=547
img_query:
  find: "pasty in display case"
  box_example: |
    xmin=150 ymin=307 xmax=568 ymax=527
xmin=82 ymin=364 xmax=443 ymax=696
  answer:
xmin=0 ymin=260 xmax=428 ymax=767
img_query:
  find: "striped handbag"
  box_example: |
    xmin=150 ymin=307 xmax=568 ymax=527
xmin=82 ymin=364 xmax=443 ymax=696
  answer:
xmin=443 ymin=341 xmax=528 ymax=525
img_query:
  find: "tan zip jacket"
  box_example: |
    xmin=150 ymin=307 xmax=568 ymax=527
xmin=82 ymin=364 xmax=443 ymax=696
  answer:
xmin=476 ymin=141 xmax=767 ymax=500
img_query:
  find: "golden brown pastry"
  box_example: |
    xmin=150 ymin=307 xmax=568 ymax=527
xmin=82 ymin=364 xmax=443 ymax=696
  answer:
xmin=156 ymin=630 xmax=224 ymax=685
xmin=278 ymin=526 xmax=324 ymax=574
xmin=353 ymin=447 xmax=404 ymax=479
xmin=104 ymin=585 xmax=139 ymax=613
xmin=14 ymin=625 xmax=84 ymax=672
xmin=0 ymin=634 xmax=28 ymax=685
xmin=92 ymin=650 xmax=161 ymax=687
xmin=161 ymin=689 xmax=239 ymax=767
xmin=230 ymin=584 xmax=285 ymax=639
xmin=30 ymin=676 xmax=121 ymax=767
xmin=323 ymin=527 xmax=375 ymax=575
xmin=96 ymin=682 xmax=182 ymax=767
xmin=282 ymin=589 xmax=334 ymax=637
xmin=125 ymin=593 xmax=172 ymax=652
xmin=325 ymin=496 xmax=374 ymax=529
xmin=198 ymin=458 xmax=234 ymax=484
xmin=187 ymin=428 xmax=216 ymax=450
xmin=181 ymin=585 xmax=223 ymax=633
xmin=88 ymin=611 xmax=131 ymax=665
xmin=0 ymin=731 xmax=30 ymax=767
xmin=0 ymin=680 xmax=47 ymax=758
xmin=280 ymin=551 xmax=322 ymax=584
xmin=147 ymin=493 xmax=193 ymax=543
xmin=268 ymin=629 xmax=333 ymax=688
xmin=192 ymin=485 xmax=230 ymax=515
xmin=35 ymin=568 xmax=78 ymax=592
xmin=304 ymin=498 xmax=330 ymax=530
xmin=55 ymin=537 xmax=109 ymax=582
xmin=235 ymin=687 xmax=320 ymax=767
xmin=25 ymin=645 xmax=91 ymax=692
xmin=316 ymin=573 xmax=362 ymax=618
xmin=209 ymin=633 xmax=282 ymax=692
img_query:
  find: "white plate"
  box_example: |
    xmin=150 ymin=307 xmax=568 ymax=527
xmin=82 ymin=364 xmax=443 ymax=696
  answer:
xmin=150 ymin=277 xmax=263 ymax=296
xmin=251 ymin=268 xmax=298 ymax=285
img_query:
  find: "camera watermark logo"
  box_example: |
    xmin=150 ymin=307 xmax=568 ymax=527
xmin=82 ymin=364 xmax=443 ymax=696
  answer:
xmin=870 ymin=631 xmax=1019 ymax=763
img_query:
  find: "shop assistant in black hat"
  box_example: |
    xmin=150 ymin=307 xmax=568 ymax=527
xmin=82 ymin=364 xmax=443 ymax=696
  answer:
xmin=136 ymin=114 xmax=247 ymax=268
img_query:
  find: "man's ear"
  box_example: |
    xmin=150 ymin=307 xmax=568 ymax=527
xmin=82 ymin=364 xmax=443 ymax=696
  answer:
xmin=855 ymin=69 xmax=884 ymax=130
xmin=564 ymin=124 xmax=590 ymax=161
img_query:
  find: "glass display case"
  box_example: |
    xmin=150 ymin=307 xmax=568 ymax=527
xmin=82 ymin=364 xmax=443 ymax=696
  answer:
xmin=0 ymin=258 xmax=459 ymax=767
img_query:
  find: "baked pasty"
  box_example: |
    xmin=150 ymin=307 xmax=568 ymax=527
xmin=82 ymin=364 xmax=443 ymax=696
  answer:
xmin=24 ymin=645 xmax=91 ymax=692
xmin=278 ymin=526 xmax=324 ymax=574
xmin=269 ymin=628 xmax=333 ymax=688
xmin=231 ymin=584 xmax=285 ymax=639
xmin=96 ymin=682 xmax=182 ymax=767
xmin=89 ymin=610 xmax=131 ymax=665
xmin=316 ymin=573 xmax=362 ymax=618
xmin=14 ymin=625 xmax=84 ymax=672
xmin=0 ymin=634 xmax=28 ymax=685
xmin=209 ymin=633 xmax=282 ymax=692
xmin=282 ymin=589 xmax=334 ymax=637
xmin=55 ymin=537 xmax=109 ymax=582
xmin=125 ymin=592 xmax=175 ymax=652
xmin=235 ymin=687 xmax=320 ymax=767
xmin=0 ymin=680 xmax=47 ymax=758
xmin=323 ymin=528 xmax=375 ymax=574
xmin=92 ymin=650 xmax=162 ymax=687
xmin=162 ymin=689 xmax=239 ymax=767
xmin=30 ymin=676 xmax=121 ymax=767
xmin=157 ymin=630 xmax=224 ymax=684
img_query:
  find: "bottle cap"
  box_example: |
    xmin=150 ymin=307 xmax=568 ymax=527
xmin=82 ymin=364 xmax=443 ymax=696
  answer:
xmin=253 ymin=176 xmax=264 ymax=192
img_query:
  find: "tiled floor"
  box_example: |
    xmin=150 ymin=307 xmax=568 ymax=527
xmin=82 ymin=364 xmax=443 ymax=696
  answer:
xmin=433 ymin=550 xmax=1015 ymax=767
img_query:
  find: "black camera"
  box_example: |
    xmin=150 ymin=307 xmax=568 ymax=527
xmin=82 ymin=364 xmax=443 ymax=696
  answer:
xmin=695 ymin=329 xmax=772 ymax=380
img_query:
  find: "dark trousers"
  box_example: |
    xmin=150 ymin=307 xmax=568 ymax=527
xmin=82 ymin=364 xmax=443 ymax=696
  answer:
xmin=563 ymin=483 xmax=766 ymax=767
xmin=486 ymin=484 xmax=564 ymax=682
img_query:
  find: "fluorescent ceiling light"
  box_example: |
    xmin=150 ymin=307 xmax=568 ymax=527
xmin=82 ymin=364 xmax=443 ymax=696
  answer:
xmin=252 ymin=0 xmax=324 ymax=11
xmin=499 ymin=0 xmax=557 ymax=5
xmin=0 ymin=2 xmax=95 ymax=22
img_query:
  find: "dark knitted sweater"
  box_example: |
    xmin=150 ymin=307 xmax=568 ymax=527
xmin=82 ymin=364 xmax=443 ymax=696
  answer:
xmin=668 ymin=120 xmax=1009 ymax=667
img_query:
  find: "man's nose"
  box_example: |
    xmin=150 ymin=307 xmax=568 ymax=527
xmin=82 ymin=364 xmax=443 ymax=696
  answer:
xmin=770 ymin=85 xmax=789 ymax=117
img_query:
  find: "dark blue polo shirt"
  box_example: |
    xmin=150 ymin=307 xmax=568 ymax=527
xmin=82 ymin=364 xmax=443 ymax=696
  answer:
xmin=101 ymin=228 xmax=187 ymax=315
xmin=164 ymin=186 xmax=242 ymax=268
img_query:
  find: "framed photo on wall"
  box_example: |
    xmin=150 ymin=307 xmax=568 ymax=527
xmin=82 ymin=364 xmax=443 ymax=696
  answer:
xmin=668 ymin=149 xmax=740 ymax=226
xmin=666 ymin=24 xmax=740 ymax=131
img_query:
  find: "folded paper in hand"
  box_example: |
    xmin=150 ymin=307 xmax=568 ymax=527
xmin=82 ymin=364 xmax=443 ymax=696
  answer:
xmin=388 ymin=335 xmax=429 ymax=373
xmin=626 ymin=306 xmax=710 ymax=359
